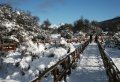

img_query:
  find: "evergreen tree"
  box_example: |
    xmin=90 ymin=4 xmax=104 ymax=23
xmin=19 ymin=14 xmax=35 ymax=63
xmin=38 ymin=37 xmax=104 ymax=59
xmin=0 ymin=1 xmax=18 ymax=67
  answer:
xmin=73 ymin=17 xmax=90 ymax=33
xmin=41 ymin=19 xmax=51 ymax=30
xmin=58 ymin=23 xmax=73 ymax=33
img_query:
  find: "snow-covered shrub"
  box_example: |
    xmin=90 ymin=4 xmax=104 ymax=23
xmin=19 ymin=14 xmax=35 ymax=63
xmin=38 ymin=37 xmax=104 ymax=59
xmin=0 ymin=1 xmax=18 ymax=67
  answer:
xmin=20 ymin=56 xmax=32 ymax=72
xmin=60 ymin=38 xmax=75 ymax=53
xmin=61 ymin=30 xmax=73 ymax=39
xmin=19 ymin=40 xmax=45 ymax=56
xmin=0 ymin=4 xmax=51 ymax=44
xmin=43 ymin=47 xmax=67 ymax=58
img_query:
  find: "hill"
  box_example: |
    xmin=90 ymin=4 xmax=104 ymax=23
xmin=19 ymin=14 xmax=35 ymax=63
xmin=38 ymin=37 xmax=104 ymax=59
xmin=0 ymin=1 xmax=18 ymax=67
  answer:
xmin=100 ymin=16 xmax=120 ymax=32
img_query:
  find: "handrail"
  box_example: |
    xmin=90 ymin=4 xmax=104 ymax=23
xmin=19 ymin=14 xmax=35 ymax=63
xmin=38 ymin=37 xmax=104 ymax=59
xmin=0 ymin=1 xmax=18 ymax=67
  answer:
xmin=31 ymin=40 xmax=89 ymax=82
xmin=33 ymin=38 xmax=88 ymax=43
xmin=98 ymin=41 xmax=120 ymax=82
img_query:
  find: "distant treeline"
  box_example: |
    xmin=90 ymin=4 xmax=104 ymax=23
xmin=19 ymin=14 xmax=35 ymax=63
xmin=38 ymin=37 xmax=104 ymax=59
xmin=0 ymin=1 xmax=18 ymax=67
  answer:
xmin=99 ymin=16 xmax=120 ymax=32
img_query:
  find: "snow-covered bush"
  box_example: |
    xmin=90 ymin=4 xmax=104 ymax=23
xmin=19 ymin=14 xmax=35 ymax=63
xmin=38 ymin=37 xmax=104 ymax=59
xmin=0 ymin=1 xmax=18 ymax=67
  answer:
xmin=0 ymin=4 xmax=51 ymax=44
xmin=103 ymin=33 xmax=120 ymax=49
xmin=61 ymin=30 xmax=73 ymax=39
xmin=43 ymin=47 xmax=67 ymax=58
xmin=19 ymin=40 xmax=45 ymax=56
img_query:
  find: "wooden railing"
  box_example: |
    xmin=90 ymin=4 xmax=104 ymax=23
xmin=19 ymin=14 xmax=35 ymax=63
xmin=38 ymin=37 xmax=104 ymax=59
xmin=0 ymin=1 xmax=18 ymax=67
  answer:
xmin=98 ymin=41 xmax=120 ymax=82
xmin=31 ymin=40 xmax=89 ymax=82
xmin=33 ymin=38 xmax=88 ymax=44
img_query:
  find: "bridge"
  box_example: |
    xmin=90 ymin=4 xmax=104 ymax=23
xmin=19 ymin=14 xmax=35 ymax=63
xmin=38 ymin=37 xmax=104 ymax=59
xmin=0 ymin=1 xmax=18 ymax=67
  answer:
xmin=31 ymin=40 xmax=120 ymax=82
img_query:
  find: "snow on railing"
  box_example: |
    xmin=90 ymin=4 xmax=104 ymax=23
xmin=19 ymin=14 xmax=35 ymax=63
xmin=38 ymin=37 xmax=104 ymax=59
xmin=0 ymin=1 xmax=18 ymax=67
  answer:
xmin=98 ymin=41 xmax=120 ymax=82
xmin=32 ymin=38 xmax=88 ymax=44
xmin=31 ymin=40 xmax=89 ymax=82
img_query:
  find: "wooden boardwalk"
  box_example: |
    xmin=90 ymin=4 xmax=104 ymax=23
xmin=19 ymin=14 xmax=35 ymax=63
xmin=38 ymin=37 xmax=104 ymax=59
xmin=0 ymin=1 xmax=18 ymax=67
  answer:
xmin=68 ymin=42 xmax=108 ymax=82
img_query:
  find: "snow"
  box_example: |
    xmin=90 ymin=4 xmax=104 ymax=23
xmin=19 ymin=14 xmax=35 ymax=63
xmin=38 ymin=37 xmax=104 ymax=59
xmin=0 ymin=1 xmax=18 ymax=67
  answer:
xmin=105 ymin=48 xmax=120 ymax=70
xmin=60 ymin=38 xmax=67 ymax=45
xmin=37 ymin=42 xmax=108 ymax=82
xmin=0 ymin=4 xmax=58 ymax=82
xmin=49 ymin=24 xmax=59 ymax=28
xmin=20 ymin=56 xmax=31 ymax=70
xmin=0 ymin=80 xmax=19 ymax=82
xmin=5 ymin=22 xmax=13 ymax=28
xmin=9 ymin=36 xmax=19 ymax=42
xmin=20 ymin=40 xmax=45 ymax=55
xmin=68 ymin=43 xmax=75 ymax=52
xmin=0 ymin=41 xmax=47 ymax=82
xmin=2 ymin=21 xmax=16 ymax=32
xmin=4 ymin=57 xmax=16 ymax=64
xmin=0 ymin=38 xmax=78 ymax=82
xmin=72 ymin=43 xmax=81 ymax=48
xmin=16 ymin=11 xmax=20 ymax=15
xmin=68 ymin=42 xmax=108 ymax=82
xmin=52 ymin=47 xmax=67 ymax=58
xmin=4 ymin=51 xmax=21 ymax=64
xmin=51 ymin=34 xmax=61 ymax=39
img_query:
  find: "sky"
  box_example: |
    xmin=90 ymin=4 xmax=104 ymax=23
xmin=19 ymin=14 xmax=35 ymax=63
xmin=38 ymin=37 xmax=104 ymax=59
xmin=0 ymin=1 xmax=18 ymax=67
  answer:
xmin=0 ymin=0 xmax=120 ymax=25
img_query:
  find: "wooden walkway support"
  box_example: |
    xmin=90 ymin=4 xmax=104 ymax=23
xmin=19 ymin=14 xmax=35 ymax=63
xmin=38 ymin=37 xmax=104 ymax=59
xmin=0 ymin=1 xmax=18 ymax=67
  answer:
xmin=98 ymin=41 xmax=120 ymax=82
xmin=32 ymin=40 xmax=89 ymax=82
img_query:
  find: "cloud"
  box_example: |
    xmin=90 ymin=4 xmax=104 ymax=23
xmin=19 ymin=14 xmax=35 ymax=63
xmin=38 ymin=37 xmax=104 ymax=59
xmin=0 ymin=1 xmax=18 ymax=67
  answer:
xmin=39 ymin=0 xmax=65 ymax=10
xmin=1 ymin=0 xmax=28 ymax=6
xmin=0 ymin=0 xmax=65 ymax=13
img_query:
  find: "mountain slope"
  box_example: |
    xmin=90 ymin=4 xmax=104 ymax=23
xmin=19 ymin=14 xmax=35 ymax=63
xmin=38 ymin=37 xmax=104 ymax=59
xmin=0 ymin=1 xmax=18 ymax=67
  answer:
xmin=99 ymin=17 xmax=120 ymax=32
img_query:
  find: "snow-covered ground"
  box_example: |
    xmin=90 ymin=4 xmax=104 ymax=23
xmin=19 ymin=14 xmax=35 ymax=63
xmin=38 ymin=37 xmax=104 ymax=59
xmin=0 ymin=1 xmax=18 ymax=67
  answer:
xmin=0 ymin=39 xmax=79 ymax=82
xmin=67 ymin=42 xmax=108 ymax=82
xmin=105 ymin=47 xmax=120 ymax=70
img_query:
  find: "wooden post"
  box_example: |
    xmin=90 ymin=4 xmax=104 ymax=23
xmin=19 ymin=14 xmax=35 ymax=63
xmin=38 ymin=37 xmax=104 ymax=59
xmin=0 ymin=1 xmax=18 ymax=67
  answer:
xmin=63 ymin=59 xmax=67 ymax=82
xmin=77 ymin=49 xmax=80 ymax=60
xmin=13 ymin=44 xmax=16 ymax=52
xmin=67 ymin=56 xmax=71 ymax=75
xmin=35 ymin=79 xmax=40 ymax=82
xmin=53 ymin=68 xmax=58 ymax=82
xmin=75 ymin=50 xmax=77 ymax=62
xmin=63 ymin=74 xmax=67 ymax=82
